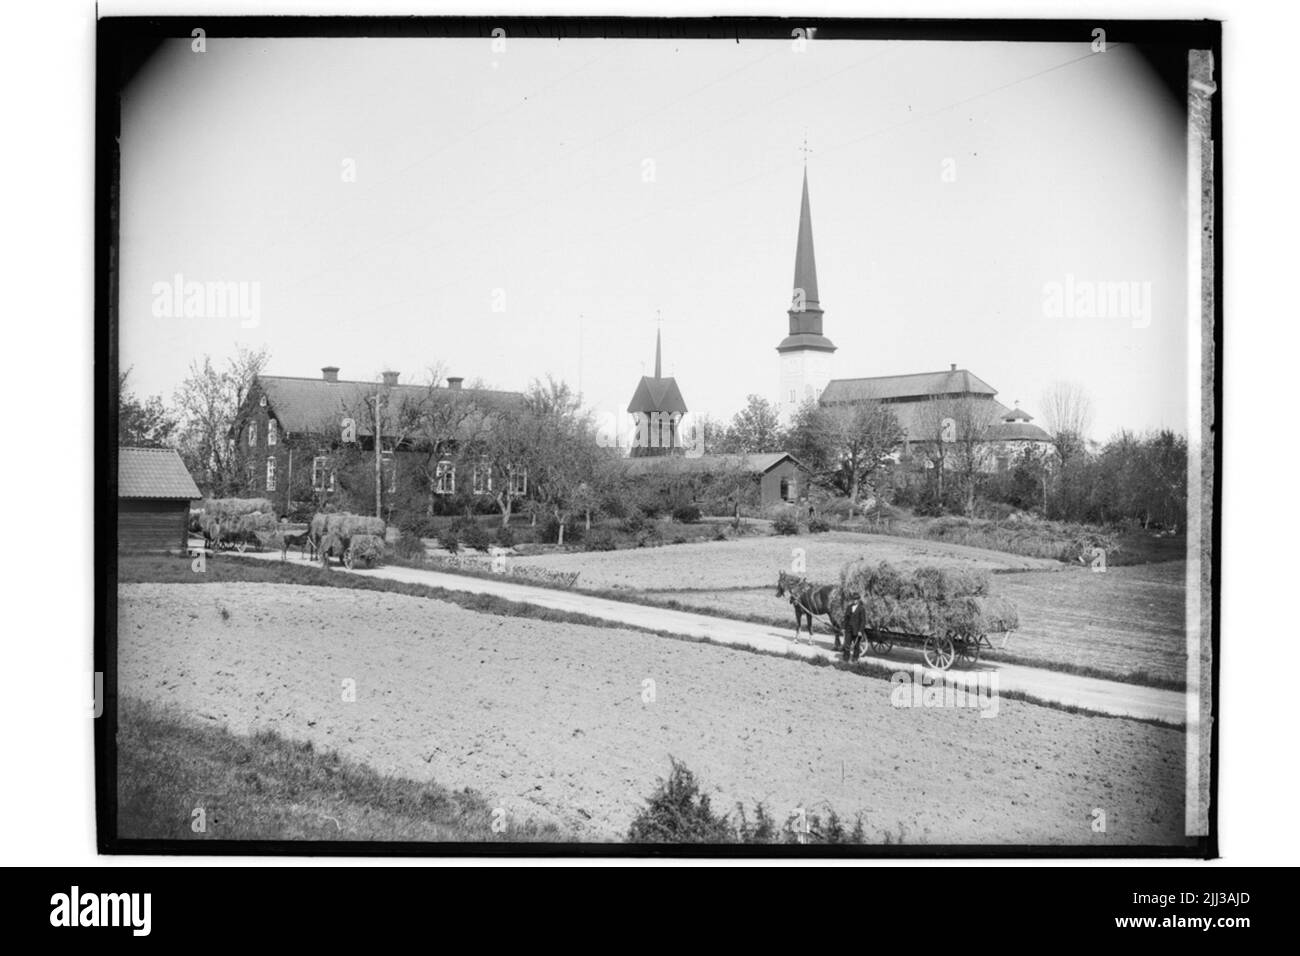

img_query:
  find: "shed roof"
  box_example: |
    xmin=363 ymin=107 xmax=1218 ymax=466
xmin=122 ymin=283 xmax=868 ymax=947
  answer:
xmin=621 ymin=452 xmax=798 ymax=476
xmin=118 ymin=447 xmax=201 ymax=500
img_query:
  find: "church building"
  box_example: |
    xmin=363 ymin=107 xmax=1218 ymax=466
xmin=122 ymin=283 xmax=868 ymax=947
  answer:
xmin=774 ymin=167 xmax=1051 ymax=472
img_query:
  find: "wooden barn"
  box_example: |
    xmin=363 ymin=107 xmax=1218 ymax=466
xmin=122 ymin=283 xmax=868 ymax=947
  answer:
xmin=117 ymin=447 xmax=201 ymax=552
xmin=621 ymin=452 xmax=806 ymax=509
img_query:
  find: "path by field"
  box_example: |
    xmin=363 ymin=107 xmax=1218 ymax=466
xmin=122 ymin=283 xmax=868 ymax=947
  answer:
xmin=237 ymin=548 xmax=1187 ymax=725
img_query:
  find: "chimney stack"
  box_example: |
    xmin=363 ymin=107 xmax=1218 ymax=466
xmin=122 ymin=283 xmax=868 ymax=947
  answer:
xmin=322 ymin=366 xmax=340 ymax=383
xmin=447 ymin=376 xmax=464 ymax=391
xmin=950 ymin=363 xmax=957 ymax=372
xmin=381 ymin=370 xmax=399 ymax=386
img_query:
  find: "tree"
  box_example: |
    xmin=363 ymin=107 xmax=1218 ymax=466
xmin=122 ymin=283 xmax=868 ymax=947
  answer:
xmin=912 ymin=395 xmax=999 ymax=512
xmin=787 ymin=397 xmax=902 ymax=503
xmin=118 ymin=368 xmax=177 ymax=448
xmin=173 ymin=346 xmax=269 ymax=494
xmin=520 ymin=377 xmax=600 ymax=545
xmin=721 ymin=395 xmax=785 ymax=453
xmin=1040 ymin=381 xmax=1093 ymax=469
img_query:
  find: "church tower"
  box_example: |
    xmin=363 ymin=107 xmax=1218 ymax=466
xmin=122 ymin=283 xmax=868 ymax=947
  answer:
xmin=627 ymin=328 xmax=688 ymax=457
xmin=776 ymin=168 xmax=836 ymax=424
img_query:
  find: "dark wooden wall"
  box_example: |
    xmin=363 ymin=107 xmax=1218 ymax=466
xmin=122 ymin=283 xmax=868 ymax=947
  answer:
xmin=118 ymin=498 xmax=189 ymax=552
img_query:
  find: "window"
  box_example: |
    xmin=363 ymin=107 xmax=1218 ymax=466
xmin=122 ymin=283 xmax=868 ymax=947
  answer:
xmin=268 ymin=419 xmax=278 ymax=446
xmin=266 ymin=456 xmax=277 ymax=492
xmin=472 ymin=459 xmax=492 ymax=495
xmin=507 ymin=465 xmax=527 ymax=497
xmin=312 ymin=455 xmax=334 ymax=493
xmin=780 ymin=477 xmax=792 ymax=501
xmin=246 ymin=462 xmax=257 ymax=490
xmin=434 ymin=460 xmax=455 ymax=495
xmin=381 ymin=451 xmax=397 ymax=493
xmin=248 ymin=422 xmax=257 ymax=447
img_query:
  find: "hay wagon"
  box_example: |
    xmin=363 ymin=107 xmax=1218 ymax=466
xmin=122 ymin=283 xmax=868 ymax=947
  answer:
xmin=311 ymin=513 xmax=386 ymax=570
xmin=860 ymin=626 xmax=997 ymax=671
xmin=842 ymin=559 xmax=1020 ymax=671
xmin=197 ymin=498 xmax=278 ymax=553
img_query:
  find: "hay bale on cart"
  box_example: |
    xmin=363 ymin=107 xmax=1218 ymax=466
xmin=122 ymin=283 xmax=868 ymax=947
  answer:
xmin=839 ymin=559 xmax=1019 ymax=669
xmin=312 ymin=513 xmax=386 ymax=569
xmin=196 ymin=497 xmax=277 ymax=551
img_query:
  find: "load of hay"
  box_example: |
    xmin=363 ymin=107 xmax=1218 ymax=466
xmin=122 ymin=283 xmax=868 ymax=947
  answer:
xmin=203 ymin=497 xmax=275 ymax=520
xmin=839 ymin=559 xmax=1019 ymax=637
xmin=311 ymin=513 xmax=386 ymax=562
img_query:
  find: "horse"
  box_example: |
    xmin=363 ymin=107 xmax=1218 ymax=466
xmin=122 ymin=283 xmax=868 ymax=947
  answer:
xmin=281 ymin=531 xmax=311 ymax=561
xmin=775 ymin=571 xmax=848 ymax=649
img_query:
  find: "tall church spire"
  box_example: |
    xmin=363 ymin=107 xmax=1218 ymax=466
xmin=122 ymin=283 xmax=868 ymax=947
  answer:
xmin=792 ymin=167 xmax=821 ymax=313
xmin=778 ymin=167 xmax=835 ymax=353
xmin=654 ymin=323 xmax=662 ymax=378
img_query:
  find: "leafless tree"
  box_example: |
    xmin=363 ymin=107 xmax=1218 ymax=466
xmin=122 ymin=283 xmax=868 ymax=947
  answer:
xmin=173 ymin=346 xmax=270 ymax=494
xmin=1040 ymin=381 xmax=1093 ymax=467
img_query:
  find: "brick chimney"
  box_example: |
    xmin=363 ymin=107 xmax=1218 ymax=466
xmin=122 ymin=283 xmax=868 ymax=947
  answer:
xmin=322 ymin=366 xmax=340 ymax=383
xmin=381 ymin=370 xmax=399 ymax=386
xmin=446 ymin=376 xmax=464 ymax=391
xmin=950 ymin=363 xmax=957 ymax=371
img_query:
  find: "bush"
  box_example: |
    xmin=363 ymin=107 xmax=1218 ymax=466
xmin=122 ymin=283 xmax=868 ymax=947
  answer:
xmin=772 ymin=511 xmax=800 ymax=535
xmin=542 ymin=517 xmax=584 ymax=544
xmin=398 ymin=514 xmax=440 ymax=540
xmin=586 ymin=528 xmax=619 ymax=551
xmin=627 ymin=758 xmax=733 ymax=844
xmin=671 ymin=503 xmax=701 ymax=524
xmin=621 ymin=508 xmax=647 ymax=534
xmin=458 ymin=521 xmax=491 ymax=553
xmin=440 ymin=531 xmax=459 ymax=554
xmin=494 ymin=524 xmax=516 ymax=549
xmin=391 ymin=533 xmax=427 ymax=562
xmin=808 ymin=517 xmax=831 ymax=533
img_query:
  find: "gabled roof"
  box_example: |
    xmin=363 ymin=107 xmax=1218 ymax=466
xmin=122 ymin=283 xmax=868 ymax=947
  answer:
xmin=626 ymin=376 xmax=688 ymax=415
xmin=621 ymin=452 xmax=799 ymax=476
xmin=986 ymin=421 xmax=1053 ymax=442
xmin=1001 ymin=404 xmax=1034 ymax=422
xmin=256 ymin=375 xmax=524 ymax=437
xmin=821 ymin=368 xmax=998 ymax=404
xmin=118 ymin=447 xmax=201 ymax=499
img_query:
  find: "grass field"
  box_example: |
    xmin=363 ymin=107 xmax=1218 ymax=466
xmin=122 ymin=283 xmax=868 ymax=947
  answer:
xmin=117 ymin=696 xmax=564 ymax=842
xmin=509 ymin=530 xmax=1058 ymax=591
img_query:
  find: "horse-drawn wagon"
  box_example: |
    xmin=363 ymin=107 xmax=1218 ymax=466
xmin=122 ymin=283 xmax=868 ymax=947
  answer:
xmin=196 ymin=498 xmax=280 ymax=553
xmin=777 ymin=560 xmax=1019 ymax=671
xmin=841 ymin=559 xmax=1019 ymax=670
xmin=311 ymin=513 xmax=386 ymax=570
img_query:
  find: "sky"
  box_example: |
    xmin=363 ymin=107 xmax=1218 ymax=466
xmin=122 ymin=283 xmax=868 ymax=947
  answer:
xmin=118 ymin=35 xmax=1189 ymax=443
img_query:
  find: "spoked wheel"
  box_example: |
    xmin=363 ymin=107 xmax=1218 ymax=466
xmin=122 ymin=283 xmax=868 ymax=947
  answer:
xmin=343 ymin=547 xmax=355 ymax=570
xmin=923 ymin=634 xmax=956 ymax=670
xmin=868 ymin=632 xmax=893 ymax=655
xmin=957 ymin=636 xmax=982 ymax=665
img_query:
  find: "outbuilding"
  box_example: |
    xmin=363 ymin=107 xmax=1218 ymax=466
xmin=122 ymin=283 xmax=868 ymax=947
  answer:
xmin=117 ymin=447 xmax=202 ymax=552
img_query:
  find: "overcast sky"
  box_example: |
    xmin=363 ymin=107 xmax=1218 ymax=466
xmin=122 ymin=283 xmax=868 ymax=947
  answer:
xmin=119 ymin=35 xmax=1188 ymax=442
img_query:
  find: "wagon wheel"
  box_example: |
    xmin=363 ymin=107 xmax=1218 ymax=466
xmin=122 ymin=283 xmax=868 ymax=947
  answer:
xmin=956 ymin=636 xmax=982 ymax=665
xmin=868 ymin=631 xmax=893 ymax=655
xmin=343 ymin=547 xmax=355 ymax=571
xmin=923 ymin=634 xmax=956 ymax=670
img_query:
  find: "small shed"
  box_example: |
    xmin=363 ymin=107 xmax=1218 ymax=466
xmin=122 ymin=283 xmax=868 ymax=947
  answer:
xmin=621 ymin=452 xmax=806 ymax=508
xmin=118 ymin=447 xmax=202 ymax=552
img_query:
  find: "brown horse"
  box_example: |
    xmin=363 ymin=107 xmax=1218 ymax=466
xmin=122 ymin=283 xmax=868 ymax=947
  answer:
xmin=775 ymin=571 xmax=848 ymax=649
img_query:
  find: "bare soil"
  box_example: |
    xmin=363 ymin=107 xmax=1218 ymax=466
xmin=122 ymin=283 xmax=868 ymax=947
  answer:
xmin=119 ymin=581 xmax=1192 ymax=845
